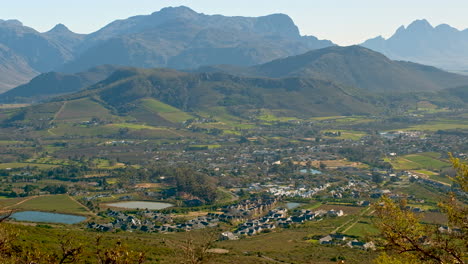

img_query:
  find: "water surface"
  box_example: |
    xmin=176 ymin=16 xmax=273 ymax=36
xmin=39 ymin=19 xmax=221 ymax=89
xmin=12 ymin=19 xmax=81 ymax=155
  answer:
xmin=286 ymin=202 xmax=303 ymax=210
xmin=106 ymin=201 xmax=174 ymax=210
xmin=11 ymin=211 xmax=86 ymax=224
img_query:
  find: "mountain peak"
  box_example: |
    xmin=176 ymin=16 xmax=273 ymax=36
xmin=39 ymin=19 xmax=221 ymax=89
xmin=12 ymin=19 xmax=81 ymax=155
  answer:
xmin=0 ymin=19 xmax=23 ymax=27
xmin=153 ymin=6 xmax=197 ymax=16
xmin=434 ymin=23 xmax=459 ymax=33
xmin=47 ymin=23 xmax=72 ymax=34
xmin=407 ymin=19 xmax=433 ymax=31
xmin=256 ymin=13 xmax=300 ymax=38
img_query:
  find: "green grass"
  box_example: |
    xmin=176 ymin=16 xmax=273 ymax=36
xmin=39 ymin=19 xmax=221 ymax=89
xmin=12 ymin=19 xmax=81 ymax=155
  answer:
xmin=426 ymin=174 xmax=452 ymax=185
xmin=0 ymin=197 xmax=28 ymax=208
xmin=189 ymin=144 xmax=221 ymax=149
xmin=386 ymin=152 xmax=450 ymax=171
xmin=401 ymin=119 xmax=468 ymax=131
xmin=92 ymin=159 xmax=125 ymax=169
xmin=344 ymin=221 xmax=380 ymax=237
xmin=414 ymin=169 xmax=438 ymax=176
xmin=384 ymin=157 xmax=420 ymax=170
xmin=309 ymin=116 xmax=345 ymax=121
xmin=26 ymin=157 xmax=79 ymax=166
xmin=141 ymin=98 xmax=181 ymax=113
xmin=109 ymin=124 xmax=186 ymax=138
xmin=159 ymin=112 xmax=193 ymax=123
xmin=309 ymin=115 xmax=374 ymax=124
xmin=405 ymin=153 xmax=450 ymax=170
xmin=111 ymin=123 xmax=161 ymax=130
xmin=55 ymin=99 xmax=117 ymax=122
xmin=395 ymin=183 xmax=445 ymax=206
xmin=256 ymin=109 xmax=298 ymax=122
xmin=197 ymin=107 xmax=255 ymax=130
xmin=0 ymin=140 xmax=22 ymax=145
xmin=10 ymin=195 xmax=91 ymax=216
xmin=0 ymin=163 xmax=59 ymax=169
xmin=141 ymin=98 xmax=193 ymax=123
xmin=49 ymin=123 xmax=119 ymax=137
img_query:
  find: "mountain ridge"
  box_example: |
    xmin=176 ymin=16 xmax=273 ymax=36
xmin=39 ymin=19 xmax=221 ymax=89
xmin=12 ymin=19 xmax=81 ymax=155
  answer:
xmin=361 ymin=19 xmax=468 ymax=71
xmin=197 ymin=45 xmax=468 ymax=92
xmin=62 ymin=6 xmax=334 ymax=73
xmin=0 ymin=6 xmax=334 ymax=92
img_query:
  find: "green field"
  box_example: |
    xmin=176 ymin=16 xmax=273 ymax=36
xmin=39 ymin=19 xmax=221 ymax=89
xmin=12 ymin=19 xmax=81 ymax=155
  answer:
xmin=405 ymin=153 xmax=449 ymax=169
xmin=49 ymin=123 xmax=119 ymax=137
xmin=10 ymin=195 xmax=92 ymax=216
xmin=386 ymin=152 xmax=450 ymax=171
xmin=93 ymin=158 xmax=126 ymax=169
xmin=401 ymin=119 xmax=468 ymax=131
xmin=55 ymin=99 xmax=116 ymax=122
xmin=0 ymin=140 xmax=22 ymax=145
xmin=344 ymin=221 xmax=380 ymax=237
xmin=256 ymin=109 xmax=298 ymax=122
xmin=396 ymin=183 xmax=445 ymax=207
xmin=197 ymin=106 xmax=255 ymax=130
xmin=111 ymin=123 xmax=162 ymax=130
xmin=309 ymin=116 xmax=374 ymax=124
xmin=141 ymin=98 xmax=193 ymax=123
xmin=0 ymin=163 xmax=59 ymax=169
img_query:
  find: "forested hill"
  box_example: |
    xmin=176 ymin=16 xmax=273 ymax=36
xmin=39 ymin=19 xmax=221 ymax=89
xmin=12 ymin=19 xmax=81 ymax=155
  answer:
xmin=55 ymin=67 xmax=379 ymax=118
xmin=200 ymin=46 xmax=468 ymax=93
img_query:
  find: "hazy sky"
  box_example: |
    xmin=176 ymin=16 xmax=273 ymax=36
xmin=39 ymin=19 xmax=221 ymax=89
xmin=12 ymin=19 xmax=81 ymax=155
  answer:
xmin=1 ymin=0 xmax=467 ymax=45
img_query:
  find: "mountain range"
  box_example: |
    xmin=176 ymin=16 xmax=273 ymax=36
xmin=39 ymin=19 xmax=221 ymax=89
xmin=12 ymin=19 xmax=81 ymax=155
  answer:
xmin=198 ymin=46 xmax=468 ymax=93
xmin=361 ymin=19 xmax=468 ymax=72
xmin=2 ymin=46 xmax=467 ymax=132
xmin=1 ymin=6 xmax=468 ymax=115
xmin=5 ymin=45 xmax=468 ymax=104
xmin=0 ymin=6 xmax=333 ymax=92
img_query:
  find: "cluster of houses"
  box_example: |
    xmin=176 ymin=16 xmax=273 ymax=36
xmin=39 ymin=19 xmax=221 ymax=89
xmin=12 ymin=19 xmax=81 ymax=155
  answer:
xmin=267 ymin=184 xmax=331 ymax=198
xmin=319 ymin=233 xmax=375 ymax=250
xmin=88 ymin=198 xmax=279 ymax=233
xmin=87 ymin=209 xmax=220 ymax=233
xmin=87 ymin=197 xmax=346 ymax=241
xmin=217 ymin=198 xmax=279 ymax=221
xmin=221 ymin=208 xmax=345 ymax=240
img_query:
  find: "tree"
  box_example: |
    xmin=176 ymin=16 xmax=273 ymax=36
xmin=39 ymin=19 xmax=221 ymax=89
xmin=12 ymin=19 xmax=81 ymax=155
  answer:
xmin=372 ymin=172 xmax=384 ymax=184
xmin=373 ymin=154 xmax=467 ymax=264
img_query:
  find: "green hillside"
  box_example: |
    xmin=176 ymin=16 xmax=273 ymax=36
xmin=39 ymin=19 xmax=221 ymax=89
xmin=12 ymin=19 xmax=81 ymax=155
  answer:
xmin=54 ymin=98 xmax=116 ymax=122
xmin=0 ymin=65 xmax=118 ymax=103
xmin=206 ymin=46 xmax=468 ymax=93
xmin=140 ymin=98 xmax=194 ymax=123
xmin=66 ymin=68 xmax=380 ymax=119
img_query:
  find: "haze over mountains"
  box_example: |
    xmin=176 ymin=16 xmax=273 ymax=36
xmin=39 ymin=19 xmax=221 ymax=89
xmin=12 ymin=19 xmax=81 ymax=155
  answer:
xmin=5 ymin=45 xmax=468 ymax=105
xmin=200 ymin=45 xmax=468 ymax=93
xmin=361 ymin=19 xmax=468 ymax=72
xmin=0 ymin=6 xmax=333 ymax=92
xmin=0 ymin=65 xmax=118 ymax=103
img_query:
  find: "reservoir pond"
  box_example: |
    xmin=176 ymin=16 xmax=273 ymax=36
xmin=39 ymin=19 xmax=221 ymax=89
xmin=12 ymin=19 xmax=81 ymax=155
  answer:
xmin=105 ymin=201 xmax=174 ymax=210
xmin=11 ymin=211 xmax=86 ymax=224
